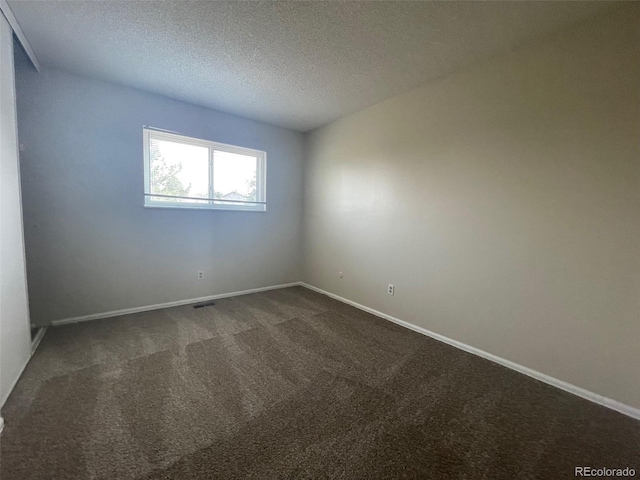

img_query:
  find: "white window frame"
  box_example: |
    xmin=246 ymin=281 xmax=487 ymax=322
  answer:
xmin=143 ymin=127 xmax=267 ymax=212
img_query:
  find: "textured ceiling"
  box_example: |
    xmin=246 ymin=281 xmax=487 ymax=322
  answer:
xmin=9 ymin=1 xmax=618 ymax=132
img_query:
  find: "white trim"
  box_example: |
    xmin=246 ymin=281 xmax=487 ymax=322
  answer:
xmin=143 ymin=126 xmax=150 ymax=198
xmin=42 ymin=281 xmax=640 ymax=420
xmin=51 ymin=283 xmax=300 ymax=326
xmin=1 ymin=354 xmax=28 ymax=406
xmin=0 ymin=416 xmax=4 ymax=435
xmin=0 ymin=326 xmax=46 ymax=407
xmin=143 ymin=204 xmax=267 ymax=213
xmin=0 ymin=0 xmax=41 ymax=72
xmin=31 ymin=326 xmax=48 ymax=354
xmin=1 ymin=327 xmax=48 ymax=408
xmin=298 ymin=283 xmax=640 ymax=421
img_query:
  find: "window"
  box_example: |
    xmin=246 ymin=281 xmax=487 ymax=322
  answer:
xmin=143 ymin=127 xmax=266 ymax=211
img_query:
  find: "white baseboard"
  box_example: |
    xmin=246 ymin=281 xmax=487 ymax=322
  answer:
xmin=31 ymin=326 xmax=48 ymax=354
xmin=1 ymin=327 xmax=49 ymax=408
xmin=2 ymin=355 xmax=30 ymax=407
xmin=50 ymin=283 xmax=301 ymax=326
xmin=44 ymin=280 xmax=640 ymax=421
xmin=299 ymin=282 xmax=640 ymax=421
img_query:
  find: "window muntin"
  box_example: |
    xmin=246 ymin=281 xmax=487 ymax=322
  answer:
xmin=143 ymin=128 xmax=266 ymax=211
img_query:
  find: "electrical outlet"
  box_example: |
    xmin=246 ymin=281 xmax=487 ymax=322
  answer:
xmin=197 ymin=271 xmax=204 ymax=280
xmin=387 ymin=284 xmax=395 ymax=296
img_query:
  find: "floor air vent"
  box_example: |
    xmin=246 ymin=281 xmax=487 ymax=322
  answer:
xmin=193 ymin=301 xmax=216 ymax=309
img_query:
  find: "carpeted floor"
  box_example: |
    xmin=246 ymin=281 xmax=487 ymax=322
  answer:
xmin=1 ymin=286 xmax=638 ymax=479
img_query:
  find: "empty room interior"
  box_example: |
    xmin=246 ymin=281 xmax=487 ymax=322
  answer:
xmin=1 ymin=1 xmax=639 ymax=478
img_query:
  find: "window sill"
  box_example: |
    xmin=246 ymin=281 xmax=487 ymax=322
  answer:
xmin=144 ymin=204 xmax=267 ymax=212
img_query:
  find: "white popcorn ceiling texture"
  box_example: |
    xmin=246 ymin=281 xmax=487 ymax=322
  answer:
xmin=9 ymin=1 xmax=618 ymax=132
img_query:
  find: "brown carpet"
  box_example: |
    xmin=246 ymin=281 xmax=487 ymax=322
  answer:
xmin=1 ymin=286 xmax=638 ymax=479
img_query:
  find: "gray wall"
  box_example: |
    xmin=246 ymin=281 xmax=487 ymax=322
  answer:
xmin=303 ymin=6 xmax=640 ymax=409
xmin=15 ymin=58 xmax=305 ymax=326
xmin=1 ymin=18 xmax=32 ymax=407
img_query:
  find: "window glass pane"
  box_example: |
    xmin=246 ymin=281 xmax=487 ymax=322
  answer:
xmin=213 ymin=151 xmax=258 ymax=204
xmin=150 ymin=138 xmax=209 ymax=203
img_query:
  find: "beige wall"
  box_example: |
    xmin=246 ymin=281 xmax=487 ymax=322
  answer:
xmin=303 ymin=6 xmax=640 ymax=409
xmin=15 ymin=56 xmax=305 ymax=326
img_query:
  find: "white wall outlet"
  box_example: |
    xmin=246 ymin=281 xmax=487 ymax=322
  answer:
xmin=197 ymin=271 xmax=204 ymax=280
xmin=338 ymin=271 xmax=344 ymax=278
xmin=387 ymin=284 xmax=395 ymax=296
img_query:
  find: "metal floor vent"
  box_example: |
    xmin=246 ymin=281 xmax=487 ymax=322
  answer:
xmin=193 ymin=301 xmax=216 ymax=309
